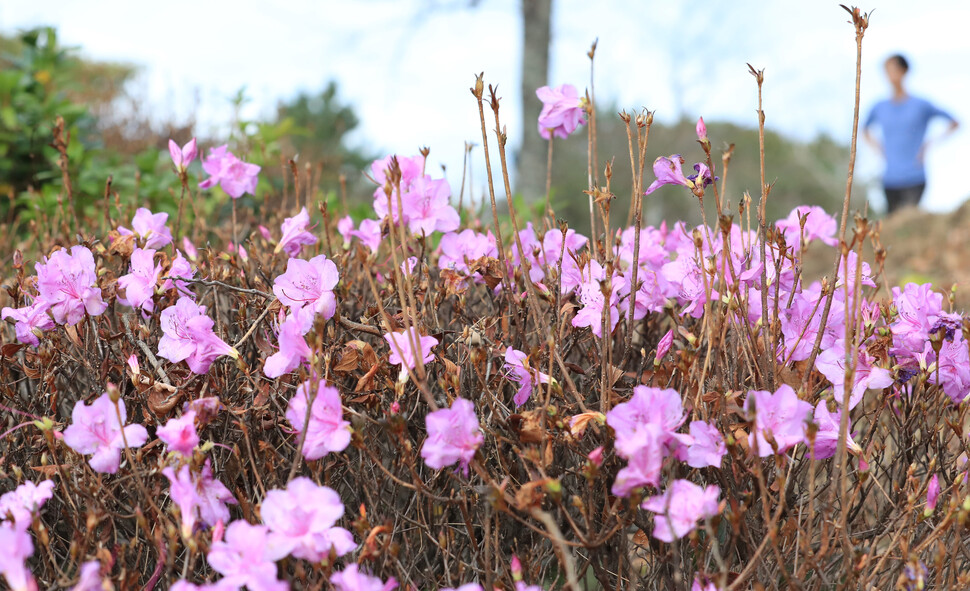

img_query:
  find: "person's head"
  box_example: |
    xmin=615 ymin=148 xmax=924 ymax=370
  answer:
xmin=885 ymin=54 xmax=909 ymax=87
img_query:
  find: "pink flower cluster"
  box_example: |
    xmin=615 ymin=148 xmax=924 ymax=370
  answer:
xmin=369 ymin=154 xmax=459 ymax=236
xmin=421 ymin=398 xmax=483 ymax=476
xmin=199 ymin=145 xmax=261 ymax=198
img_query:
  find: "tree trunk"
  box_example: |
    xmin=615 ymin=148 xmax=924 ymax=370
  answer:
xmin=515 ymin=0 xmax=552 ymax=202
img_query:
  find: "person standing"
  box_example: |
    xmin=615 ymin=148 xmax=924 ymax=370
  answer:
xmin=863 ymin=54 xmax=959 ymax=214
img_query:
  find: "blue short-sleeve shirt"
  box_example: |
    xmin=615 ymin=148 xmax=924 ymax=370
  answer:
xmin=864 ymin=96 xmax=955 ymax=188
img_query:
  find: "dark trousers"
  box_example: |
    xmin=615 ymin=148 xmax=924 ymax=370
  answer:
xmin=884 ymin=183 xmax=925 ymax=214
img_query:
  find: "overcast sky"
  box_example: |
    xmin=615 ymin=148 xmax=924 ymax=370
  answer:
xmin=2 ymin=0 xmax=969 ymax=213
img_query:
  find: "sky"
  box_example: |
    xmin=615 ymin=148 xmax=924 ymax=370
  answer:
xmin=2 ymin=0 xmax=969 ymax=213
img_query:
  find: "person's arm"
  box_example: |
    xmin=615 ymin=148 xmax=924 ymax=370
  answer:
xmin=862 ymin=106 xmax=882 ymax=155
xmin=920 ymin=103 xmax=959 ymax=160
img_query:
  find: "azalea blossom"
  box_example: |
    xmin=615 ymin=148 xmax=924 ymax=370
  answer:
xmin=384 ymin=327 xmax=437 ymax=380
xmin=352 ymin=219 xmax=383 ymax=253
xmin=262 ymin=477 xmax=356 ymax=561
xmin=0 ymin=480 xmax=55 ymax=530
xmin=116 ymin=247 xmax=162 ymax=317
xmin=0 ymin=522 xmax=35 ymax=591
xmin=692 ymin=575 xmax=719 ymax=591
xmin=683 ymin=421 xmax=727 ymax=468
xmin=503 ymin=348 xmax=551 ymax=406
xmin=744 ymin=384 xmax=812 ymax=457
xmin=158 ymin=297 xmax=238 ymax=374
xmin=264 ymin=314 xmax=312 ymax=378
xmin=402 ymin=176 xmax=460 ymax=236
xmin=337 ymin=216 xmax=355 ymax=247
xmin=118 ymin=207 xmax=173 ymax=249
xmin=169 ymin=138 xmax=198 ymax=174
xmin=370 ymin=154 xmax=425 ymax=215
xmin=815 ymin=339 xmax=893 ymax=409
xmin=927 ymin=474 xmax=940 ymax=513
xmin=610 ymin=422 xmax=666 ymax=497
xmin=163 ymin=459 xmax=236 ymax=537
xmin=810 ymin=401 xmax=862 ymax=460
xmin=330 ymin=564 xmax=397 ymax=591
xmin=272 ymin=255 xmax=340 ymax=331
xmin=285 ymin=379 xmax=351 ymax=460
xmin=63 ymin=393 xmax=148 ymax=474
xmin=655 ymin=329 xmax=674 ymax=363
xmin=162 ymin=250 xmax=196 ymax=298
xmin=69 ymin=561 xmax=103 ymax=591
xmin=641 ymin=479 xmax=721 ymax=542
xmin=157 ymin=410 xmax=199 ymax=458
xmin=571 ymin=277 xmax=621 ymax=337
xmin=421 ymin=398 xmax=483 ymax=475
xmin=207 ymin=521 xmax=286 ymax=591
xmin=644 ymin=155 xmax=714 ymax=196
xmin=199 ymin=145 xmax=261 ymax=199
xmin=1 ymin=298 xmax=54 ymax=347
xmin=536 ymin=84 xmax=586 ymax=139
xmin=775 ymin=205 xmax=838 ymax=250
xmin=439 ymin=229 xmax=497 ymax=275
xmin=35 ymin=245 xmax=108 ymax=325
xmin=275 ymin=207 xmax=318 ymax=256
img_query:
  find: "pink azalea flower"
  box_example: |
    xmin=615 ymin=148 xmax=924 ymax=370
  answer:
xmin=683 ymin=421 xmax=727 ymax=468
xmin=607 ymin=386 xmax=686 ymax=442
xmin=157 ymin=410 xmax=199 ymax=458
xmin=640 ymin=479 xmax=721 ymax=542
xmin=0 ymin=480 xmax=55 ymax=530
xmin=337 ymin=216 xmax=355 ymax=247
xmin=661 ymin=257 xmax=718 ymax=319
xmin=644 ymin=155 xmax=714 ymax=196
xmin=35 ymin=245 xmax=108 ymax=325
xmin=272 ymin=255 xmax=340 ymax=331
xmin=262 ymin=477 xmax=356 ymax=561
xmin=164 ymin=459 xmax=236 ymax=537
xmin=384 ymin=327 xmax=437 ymax=380
xmin=186 ymin=397 xmax=224 ymax=425
xmin=695 ymin=117 xmax=708 ymax=142
xmin=810 ymin=401 xmax=862 ymax=460
xmin=370 ymin=154 xmax=425 ymax=215
xmin=116 ymin=247 xmax=162 ymax=317
xmin=330 ymin=564 xmax=397 ymax=591
xmin=285 ymin=379 xmax=351 ymax=460
xmin=274 ymin=207 xmax=318 ymax=256
xmin=536 ymin=84 xmax=586 ymax=139
xmin=162 ymin=250 xmax=196 ymax=298
xmin=199 ymin=145 xmax=261 ymax=199
xmin=655 ymin=329 xmax=674 ymax=363
xmin=610 ymin=423 xmax=665 ymax=496
xmin=352 ymin=219 xmax=383 ymax=253
xmin=503 ymin=348 xmax=551 ymax=406
xmin=1 ymin=298 xmax=54 ymax=347
xmin=158 ymin=297 xmax=238 ymax=374
xmin=169 ymin=138 xmax=198 ymax=173
xmin=931 ymin=335 xmax=970 ymax=404
xmin=264 ymin=314 xmax=312 ymax=378
xmin=439 ymin=230 xmax=497 ymax=280
xmin=420 ymin=398 xmax=483 ymax=475
xmin=207 ymin=521 xmax=286 ymax=591
xmin=69 ymin=561 xmax=102 ymax=591
xmin=403 ymin=176 xmax=460 ymax=236
xmin=744 ymin=384 xmax=812 ymax=457
xmin=63 ymin=393 xmax=148 ymax=474
xmin=118 ymin=208 xmax=173 ymax=249
xmin=927 ymin=474 xmax=940 ymax=512
xmin=692 ymin=575 xmax=719 ymax=591
xmin=182 ymin=237 xmax=199 ymax=262
xmin=0 ymin=522 xmax=35 ymax=591
xmin=835 ymin=251 xmax=876 ymax=290
xmin=775 ymin=205 xmax=838 ymax=249
xmin=572 ymin=277 xmax=621 ymax=337
xmin=443 ymin=585 xmax=483 ymax=591
xmin=588 ymin=446 xmax=605 ymax=468
xmin=815 ymin=339 xmax=893 ymax=409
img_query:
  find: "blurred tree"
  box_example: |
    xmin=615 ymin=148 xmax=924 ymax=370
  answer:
xmin=273 ymin=81 xmax=374 ymax=194
xmin=515 ymin=0 xmax=553 ymax=202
